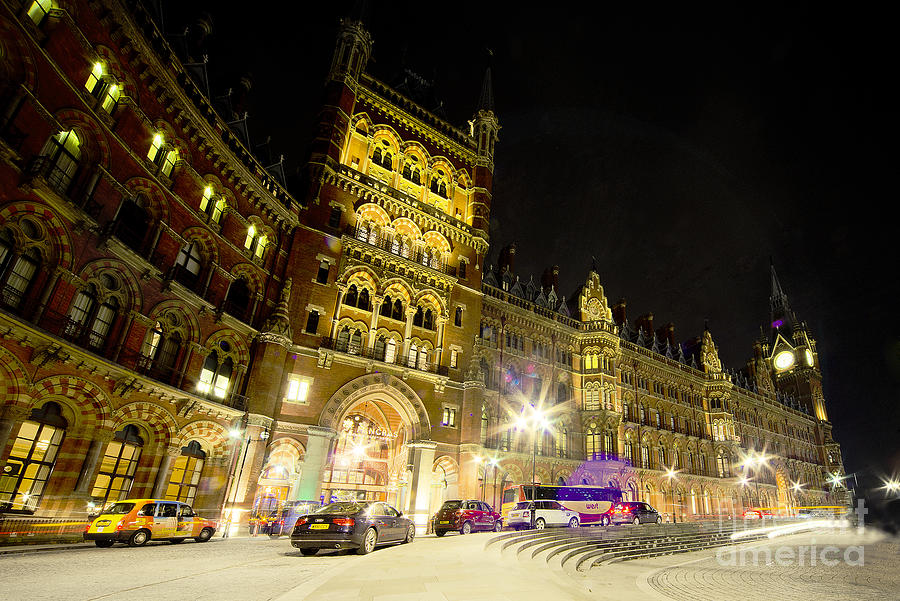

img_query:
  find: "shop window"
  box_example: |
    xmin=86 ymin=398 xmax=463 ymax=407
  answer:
xmin=305 ymin=310 xmax=319 ymax=334
xmin=165 ymin=441 xmax=205 ymax=505
xmin=0 ymin=402 xmax=67 ymax=513
xmin=197 ymin=348 xmax=233 ymax=399
xmin=41 ymin=130 xmax=81 ymax=195
xmin=90 ymin=425 xmax=143 ymax=506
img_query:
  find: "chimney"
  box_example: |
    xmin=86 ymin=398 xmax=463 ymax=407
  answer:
xmin=612 ymin=299 xmax=627 ymax=326
xmin=656 ymin=323 xmax=675 ymax=346
xmin=636 ymin=312 xmax=654 ymax=336
xmin=552 ymin=265 xmax=560 ymax=292
xmin=498 ymin=243 xmax=516 ymax=274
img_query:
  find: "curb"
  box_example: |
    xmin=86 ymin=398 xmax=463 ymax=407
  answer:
xmin=0 ymin=542 xmax=94 ymax=555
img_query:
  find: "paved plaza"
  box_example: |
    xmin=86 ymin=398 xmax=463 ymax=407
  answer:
xmin=0 ymin=528 xmax=897 ymax=600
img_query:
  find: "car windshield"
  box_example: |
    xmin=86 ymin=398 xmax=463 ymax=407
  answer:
xmin=103 ymin=502 xmax=135 ymax=515
xmin=441 ymin=501 xmax=462 ymax=510
xmin=314 ymin=502 xmax=366 ymax=515
xmin=515 ymin=502 xmax=531 ymax=510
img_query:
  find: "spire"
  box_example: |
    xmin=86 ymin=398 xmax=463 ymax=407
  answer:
xmin=477 ymin=64 xmax=494 ymax=113
xmin=769 ymin=259 xmax=795 ymax=333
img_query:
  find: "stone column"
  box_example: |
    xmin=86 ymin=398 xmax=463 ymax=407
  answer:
xmin=367 ymin=295 xmax=382 ymax=349
xmin=33 ymin=267 xmax=62 ymax=323
xmin=0 ymin=405 xmax=31 ymax=459
xmin=435 ymin=316 xmax=447 ymax=366
xmin=330 ymin=287 xmax=346 ymax=339
xmin=402 ymin=307 xmax=415 ymax=359
xmin=294 ymin=427 xmax=336 ymax=502
xmin=406 ymin=440 xmax=437 ymax=533
xmin=151 ymin=444 xmax=182 ymax=498
xmin=73 ymin=428 xmax=115 ymax=494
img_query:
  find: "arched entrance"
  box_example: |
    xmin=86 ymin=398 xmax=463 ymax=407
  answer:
xmin=312 ymin=374 xmax=431 ymax=513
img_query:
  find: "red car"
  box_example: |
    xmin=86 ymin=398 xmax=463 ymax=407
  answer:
xmin=742 ymin=508 xmax=774 ymax=519
xmin=432 ymin=500 xmax=502 ymax=536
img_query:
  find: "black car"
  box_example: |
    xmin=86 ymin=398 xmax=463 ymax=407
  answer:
xmin=610 ymin=501 xmax=662 ymax=525
xmin=290 ymin=501 xmax=415 ymax=555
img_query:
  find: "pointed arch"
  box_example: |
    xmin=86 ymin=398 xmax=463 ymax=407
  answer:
xmin=0 ymin=201 xmax=74 ymax=270
xmin=30 ymin=375 xmax=112 ymax=430
xmin=174 ymin=419 xmax=231 ymax=458
xmin=111 ymin=401 xmax=178 ymax=448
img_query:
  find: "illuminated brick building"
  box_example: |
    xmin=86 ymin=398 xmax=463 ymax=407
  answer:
xmin=0 ymin=0 xmax=845 ymax=529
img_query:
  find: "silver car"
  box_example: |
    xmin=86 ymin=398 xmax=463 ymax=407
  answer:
xmin=507 ymin=500 xmax=580 ymax=530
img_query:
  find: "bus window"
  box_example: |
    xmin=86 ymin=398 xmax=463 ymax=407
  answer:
xmin=502 ymin=488 xmax=518 ymax=505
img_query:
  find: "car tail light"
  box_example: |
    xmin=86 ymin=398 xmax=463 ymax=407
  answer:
xmin=523 ymin=511 xmax=530 ymax=518
xmin=116 ymin=521 xmax=124 ymax=531
xmin=332 ymin=518 xmax=354 ymax=527
xmin=296 ymin=518 xmax=308 ymax=526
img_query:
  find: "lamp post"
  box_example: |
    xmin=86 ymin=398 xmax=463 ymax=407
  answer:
xmin=665 ymin=468 xmax=677 ymax=523
xmin=516 ymin=406 xmax=548 ymax=529
xmin=478 ymin=456 xmax=498 ymax=504
xmin=222 ymin=423 xmax=269 ymax=538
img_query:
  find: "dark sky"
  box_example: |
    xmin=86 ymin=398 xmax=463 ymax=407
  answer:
xmin=165 ymin=3 xmax=899 ymax=491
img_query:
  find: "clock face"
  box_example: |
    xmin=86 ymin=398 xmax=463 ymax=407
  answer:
xmin=805 ymin=349 xmax=814 ymax=366
xmin=587 ymin=298 xmax=601 ymax=319
xmin=774 ymin=351 xmax=795 ymax=371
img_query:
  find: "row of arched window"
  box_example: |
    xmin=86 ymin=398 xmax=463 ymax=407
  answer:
xmin=0 ymin=401 xmax=208 ymax=514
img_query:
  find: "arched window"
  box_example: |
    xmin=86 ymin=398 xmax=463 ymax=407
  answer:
xmin=372 ymin=146 xmax=383 ymax=165
xmin=199 ymin=186 xmax=226 ymax=224
xmin=556 ymin=428 xmax=568 ymax=458
xmin=348 ymin=329 xmax=362 ymax=354
xmin=384 ymin=338 xmax=397 ymax=363
xmin=641 ymin=445 xmax=650 ymax=469
xmin=604 ymin=431 xmax=615 ymax=456
xmin=481 ymin=357 xmax=493 ymax=389
xmin=42 ymin=130 xmax=81 ymax=195
xmin=336 ymin=326 xmax=350 ymax=352
xmin=381 ymin=151 xmax=393 ymax=170
xmin=0 ymin=402 xmax=67 ymax=513
xmin=423 ymin=308 xmax=434 ymax=330
xmin=716 ymin=452 xmax=730 ymax=478
xmin=87 ymin=295 xmax=118 ymax=351
xmin=197 ymin=348 xmax=233 ymax=399
xmin=223 ymin=277 xmax=251 ymax=320
xmin=84 ymin=62 xmax=120 ymax=114
xmin=174 ymin=241 xmax=203 ymax=289
xmin=585 ymin=424 xmax=600 ymax=460
xmin=374 ymin=336 xmax=385 ymax=361
xmin=112 ymin=195 xmax=150 ymax=253
xmin=140 ymin=321 xmax=182 ymax=382
xmin=0 ymin=230 xmax=41 ymax=311
xmin=658 ymin=446 xmax=667 ymax=468
xmin=407 ymin=344 xmax=418 ymax=368
xmin=243 ymin=225 xmax=268 ymax=259
xmin=165 ymin=441 xmax=206 ymax=505
xmin=356 ymin=223 xmax=369 ymax=242
xmin=557 ymin=382 xmax=568 ymax=404
xmin=392 ymin=299 xmax=404 ymax=320
xmin=417 ymin=347 xmax=428 ymax=371
xmin=90 ymin=425 xmax=144 ymax=505
xmin=622 ymin=401 xmax=629 ymax=422
xmin=412 ymin=306 xmax=423 ymax=327
xmin=380 ymin=296 xmax=392 ymax=318
xmin=344 ymin=284 xmax=358 ymax=307
xmin=65 ymin=285 xmax=118 ymax=350
xmin=358 ymin=288 xmax=370 ymax=311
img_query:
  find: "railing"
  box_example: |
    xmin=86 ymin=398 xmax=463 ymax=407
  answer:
xmin=344 ymin=225 xmax=458 ymax=277
xmin=320 ymin=337 xmax=449 ymax=376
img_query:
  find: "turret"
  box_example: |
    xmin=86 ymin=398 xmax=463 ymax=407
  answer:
xmin=469 ymin=66 xmax=499 ymax=234
xmin=327 ymin=14 xmax=372 ymax=84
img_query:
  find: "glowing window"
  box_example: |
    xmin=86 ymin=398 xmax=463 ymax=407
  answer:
xmin=100 ymin=83 xmax=120 ymax=113
xmin=161 ymin=148 xmax=178 ymax=177
xmin=285 ymin=376 xmax=310 ymax=404
xmin=27 ymin=0 xmax=52 ymax=25
xmin=147 ymin=133 xmax=164 ymax=162
xmin=85 ymin=62 xmax=104 ymax=95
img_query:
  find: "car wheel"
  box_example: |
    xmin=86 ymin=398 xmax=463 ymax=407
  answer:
xmin=534 ymin=518 xmax=546 ymax=530
xmin=460 ymin=521 xmax=472 ymax=535
xmin=568 ymin=517 xmax=579 ymax=528
xmin=94 ymin=540 xmax=114 ymax=548
xmin=403 ymin=524 xmax=415 ymax=544
xmin=128 ymin=529 xmax=150 ymax=547
xmin=493 ymin=521 xmax=503 ymax=533
xmin=356 ymin=528 xmax=377 ymax=555
xmin=632 ymin=516 xmax=641 ymax=526
xmin=195 ymin=528 xmax=213 ymax=543
xmin=299 ymin=548 xmax=318 ymax=556
xmin=601 ymin=515 xmax=610 ymax=527
xmin=434 ymin=529 xmax=446 ymax=537
xmin=656 ymin=515 xmax=662 ymax=525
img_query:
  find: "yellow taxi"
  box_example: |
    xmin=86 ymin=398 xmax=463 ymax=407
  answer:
xmin=83 ymin=498 xmax=218 ymax=547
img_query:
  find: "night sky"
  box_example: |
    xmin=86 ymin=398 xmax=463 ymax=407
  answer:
xmin=165 ymin=3 xmax=899 ymax=492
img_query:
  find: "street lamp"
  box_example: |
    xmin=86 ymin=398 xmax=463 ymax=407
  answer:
xmin=516 ymin=405 xmax=548 ymax=529
xmin=665 ymin=468 xmax=678 ymax=522
xmin=222 ymin=423 xmax=270 ymax=538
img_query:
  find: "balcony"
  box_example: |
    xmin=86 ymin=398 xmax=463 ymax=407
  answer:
xmin=320 ymin=336 xmax=449 ymax=376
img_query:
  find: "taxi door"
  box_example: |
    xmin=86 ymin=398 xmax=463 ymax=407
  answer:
xmin=152 ymin=501 xmax=179 ymax=538
xmin=176 ymin=504 xmax=198 ymax=537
